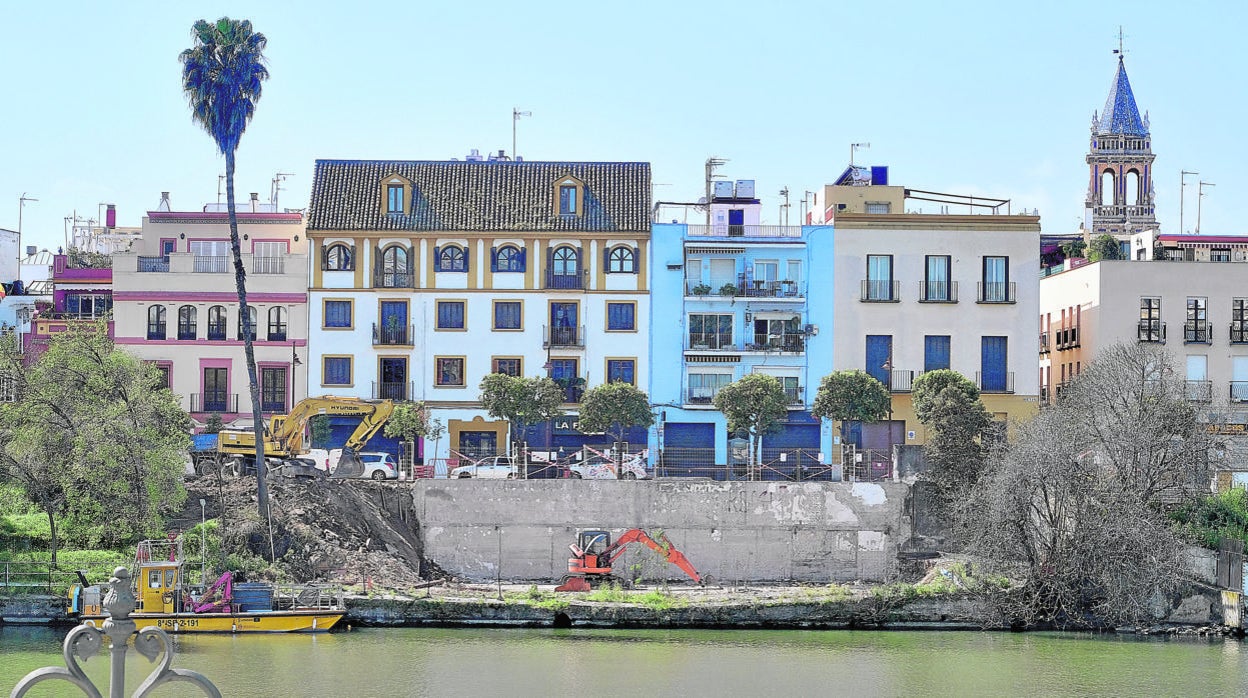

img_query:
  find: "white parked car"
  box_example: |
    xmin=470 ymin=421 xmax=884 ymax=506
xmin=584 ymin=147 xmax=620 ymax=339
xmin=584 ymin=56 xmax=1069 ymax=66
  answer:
xmin=358 ymin=452 xmax=399 ymax=480
xmin=450 ymin=456 xmax=519 ymax=479
xmin=567 ymin=451 xmax=651 ymax=480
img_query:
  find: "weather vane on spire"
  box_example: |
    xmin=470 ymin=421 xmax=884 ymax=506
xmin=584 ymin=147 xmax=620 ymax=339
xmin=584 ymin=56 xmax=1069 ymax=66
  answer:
xmin=1113 ymin=25 xmax=1127 ymax=60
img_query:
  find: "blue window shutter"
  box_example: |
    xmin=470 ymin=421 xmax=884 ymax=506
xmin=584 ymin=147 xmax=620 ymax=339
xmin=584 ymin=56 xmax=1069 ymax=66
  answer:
xmin=406 ymin=246 xmax=414 ymax=279
xmin=866 ymin=335 xmax=892 ymax=385
xmin=632 ymin=246 xmax=640 ymax=273
xmin=518 ymin=248 xmax=526 ymax=272
xmin=463 ymin=246 xmax=470 ymax=274
xmin=490 ymin=246 xmax=498 ymax=273
xmin=603 ymin=247 xmax=611 ymax=272
xmin=433 ymin=246 xmax=440 ymax=272
xmin=924 ymin=336 xmax=950 ymax=372
xmin=349 ymin=244 xmax=356 ymax=271
xmin=981 ymin=336 xmax=1007 ymax=391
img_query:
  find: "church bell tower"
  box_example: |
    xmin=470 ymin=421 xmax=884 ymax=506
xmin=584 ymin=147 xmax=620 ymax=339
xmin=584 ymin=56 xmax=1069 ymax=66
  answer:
xmin=1085 ymin=52 xmax=1157 ymax=235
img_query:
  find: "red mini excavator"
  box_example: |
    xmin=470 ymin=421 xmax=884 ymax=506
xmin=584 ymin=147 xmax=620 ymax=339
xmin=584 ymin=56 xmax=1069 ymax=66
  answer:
xmin=554 ymin=529 xmax=705 ymax=593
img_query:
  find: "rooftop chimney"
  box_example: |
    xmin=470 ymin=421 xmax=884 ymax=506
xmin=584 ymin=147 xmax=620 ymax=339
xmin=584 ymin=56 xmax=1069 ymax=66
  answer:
xmin=105 ymin=204 xmax=116 ymax=229
xmin=157 ymin=192 xmax=171 ymax=212
xmin=250 ymin=192 xmax=259 ymax=212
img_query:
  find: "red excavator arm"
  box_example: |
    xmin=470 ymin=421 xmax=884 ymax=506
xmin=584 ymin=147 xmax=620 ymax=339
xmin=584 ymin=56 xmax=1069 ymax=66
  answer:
xmin=602 ymin=529 xmax=702 ymax=584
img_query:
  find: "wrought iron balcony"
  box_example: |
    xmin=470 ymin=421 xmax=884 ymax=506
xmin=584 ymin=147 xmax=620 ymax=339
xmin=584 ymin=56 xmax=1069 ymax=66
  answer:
xmin=137 ymin=255 xmax=169 ymax=272
xmin=251 ymin=256 xmax=285 ymax=274
xmin=191 ymin=392 xmax=238 ymax=413
xmin=784 ymin=386 xmax=804 ymax=405
xmin=860 ymin=279 xmax=899 ymax=302
xmin=977 ymin=281 xmax=1016 ymax=304
xmin=687 ymin=332 xmax=734 ymax=351
xmin=889 ymin=369 xmax=915 ymax=393
xmin=686 ymin=224 xmax=803 ymax=238
xmin=1184 ymin=321 xmax=1212 ymax=344
xmin=373 ymin=322 xmax=413 ymax=346
xmin=975 ymin=371 xmax=1015 ymax=394
xmin=193 ymin=255 xmax=230 ymax=273
xmin=544 ymin=324 xmax=585 ymax=348
xmin=1039 ymin=331 xmax=1050 ymax=354
xmin=1185 ymin=380 xmax=1213 ymax=403
xmin=373 ymin=380 xmax=414 ymax=401
xmin=1230 ymin=381 xmax=1248 ymax=403
xmin=1230 ymin=324 xmax=1248 ymax=345
xmin=373 ymin=271 xmax=415 ymax=288
xmin=146 ymin=323 xmax=167 ymax=341
xmin=919 ymin=280 xmax=958 ymax=303
xmin=749 ymin=332 xmax=806 ymax=353
xmin=544 ymin=269 xmax=588 ymax=290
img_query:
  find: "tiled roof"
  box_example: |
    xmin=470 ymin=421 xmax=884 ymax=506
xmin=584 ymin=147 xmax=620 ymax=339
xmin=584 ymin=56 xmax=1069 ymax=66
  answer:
xmin=1097 ymin=57 xmax=1148 ymax=136
xmin=308 ymin=160 xmax=651 ymax=232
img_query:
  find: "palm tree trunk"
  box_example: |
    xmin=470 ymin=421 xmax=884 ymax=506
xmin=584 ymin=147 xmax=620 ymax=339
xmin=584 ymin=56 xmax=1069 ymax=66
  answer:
xmin=225 ymin=148 xmax=269 ymax=519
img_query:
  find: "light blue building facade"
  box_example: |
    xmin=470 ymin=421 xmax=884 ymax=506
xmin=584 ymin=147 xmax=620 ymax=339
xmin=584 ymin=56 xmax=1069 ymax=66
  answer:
xmin=649 ymin=185 xmax=835 ymax=476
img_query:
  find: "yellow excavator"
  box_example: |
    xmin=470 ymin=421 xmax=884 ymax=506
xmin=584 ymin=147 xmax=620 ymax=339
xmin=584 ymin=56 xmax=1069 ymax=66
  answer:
xmin=217 ymin=396 xmax=396 ymax=478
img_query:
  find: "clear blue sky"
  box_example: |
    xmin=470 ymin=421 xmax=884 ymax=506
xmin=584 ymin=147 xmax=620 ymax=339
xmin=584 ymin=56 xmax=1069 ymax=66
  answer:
xmin=1 ymin=1 xmax=1242 ymax=251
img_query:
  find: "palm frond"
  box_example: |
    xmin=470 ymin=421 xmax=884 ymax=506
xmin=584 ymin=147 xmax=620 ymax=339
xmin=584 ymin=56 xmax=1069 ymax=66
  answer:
xmin=179 ymin=16 xmax=268 ymax=155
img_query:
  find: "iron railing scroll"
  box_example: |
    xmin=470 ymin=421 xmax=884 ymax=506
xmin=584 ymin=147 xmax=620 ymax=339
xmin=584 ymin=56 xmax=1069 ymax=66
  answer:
xmin=11 ymin=566 xmax=220 ymax=698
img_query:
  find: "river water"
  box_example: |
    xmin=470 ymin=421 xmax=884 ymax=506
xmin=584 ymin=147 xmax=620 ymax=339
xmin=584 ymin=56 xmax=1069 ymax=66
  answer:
xmin=2 ymin=626 xmax=1247 ymax=697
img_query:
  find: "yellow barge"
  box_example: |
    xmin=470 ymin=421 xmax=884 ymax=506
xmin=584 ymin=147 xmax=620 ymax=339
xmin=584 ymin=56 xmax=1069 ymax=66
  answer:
xmin=72 ymin=538 xmax=345 ymax=634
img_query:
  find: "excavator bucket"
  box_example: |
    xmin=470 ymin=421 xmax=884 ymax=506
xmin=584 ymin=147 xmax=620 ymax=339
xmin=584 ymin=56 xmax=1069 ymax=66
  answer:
xmin=555 ymin=576 xmax=591 ymax=593
xmin=331 ymin=447 xmax=366 ymax=479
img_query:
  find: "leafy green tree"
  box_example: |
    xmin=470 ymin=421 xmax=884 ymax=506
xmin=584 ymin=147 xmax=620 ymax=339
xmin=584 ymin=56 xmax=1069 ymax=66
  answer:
xmin=1087 ymin=233 xmax=1124 ymax=261
xmin=713 ymin=374 xmax=789 ymax=466
xmin=810 ymin=370 xmax=891 ymax=427
xmin=384 ymin=402 xmax=434 ymax=470
xmin=309 ymin=414 xmax=331 ymax=448
xmin=1060 ymin=239 xmax=1086 ymax=259
xmin=203 ymin=413 xmax=224 ymax=434
xmin=0 ymin=325 xmax=190 ymax=562
xmin=180 ymin=17 xmax=272 ymax=517
xmin=911 ymin=369 xmax=993 ymax=497
xmin=577 ymin=382 xmax=655 ymax=444
xmin=478 ymin=374 xmax=565 ymax=454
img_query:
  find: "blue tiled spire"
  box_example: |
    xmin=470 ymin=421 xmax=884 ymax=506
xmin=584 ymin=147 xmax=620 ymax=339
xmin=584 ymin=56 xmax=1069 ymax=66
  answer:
xmin=1097 ymin=57 xmax=1148 ymax=136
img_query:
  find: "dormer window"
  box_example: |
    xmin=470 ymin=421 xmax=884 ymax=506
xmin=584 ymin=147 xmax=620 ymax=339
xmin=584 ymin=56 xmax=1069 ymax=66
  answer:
xmin=380 ymin=175 xmax=412 ymax=215
xmin=553 ymin=176 xmax=584 ymax=218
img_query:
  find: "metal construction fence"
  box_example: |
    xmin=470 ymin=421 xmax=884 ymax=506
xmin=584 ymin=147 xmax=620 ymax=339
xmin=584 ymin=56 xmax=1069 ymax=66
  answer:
xmin=0 ymin=560 xmax=82 ymax=596
xmin=656 ymin=447 xmax=894 ymax=482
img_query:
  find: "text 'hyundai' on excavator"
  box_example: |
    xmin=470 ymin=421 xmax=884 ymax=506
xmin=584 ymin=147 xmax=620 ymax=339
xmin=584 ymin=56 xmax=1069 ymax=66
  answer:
xmin=554 ymin=529 xmax=707 ymax=593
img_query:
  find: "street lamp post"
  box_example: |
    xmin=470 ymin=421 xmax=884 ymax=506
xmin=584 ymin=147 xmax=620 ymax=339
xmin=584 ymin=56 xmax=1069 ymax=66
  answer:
xmin=198 ymin=498 xmax=207 ymax=586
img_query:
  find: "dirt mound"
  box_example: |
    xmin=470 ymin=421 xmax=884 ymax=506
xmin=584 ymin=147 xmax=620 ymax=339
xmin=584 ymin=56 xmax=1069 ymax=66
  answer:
xmin=180 ymin=475 xmax=431 ymax=590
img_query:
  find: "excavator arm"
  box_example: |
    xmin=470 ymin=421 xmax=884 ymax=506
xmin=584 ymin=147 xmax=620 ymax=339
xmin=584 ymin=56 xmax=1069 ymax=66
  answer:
xmin=330 ymin=399 xmax=396 ymax=478
xmin=604 ymin=529 xmax=703 ymax=585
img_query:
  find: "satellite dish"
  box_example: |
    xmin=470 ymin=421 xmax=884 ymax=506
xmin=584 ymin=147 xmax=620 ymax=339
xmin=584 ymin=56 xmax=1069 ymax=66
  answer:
xmin=696 ymin=197 xmax=708 ymax=205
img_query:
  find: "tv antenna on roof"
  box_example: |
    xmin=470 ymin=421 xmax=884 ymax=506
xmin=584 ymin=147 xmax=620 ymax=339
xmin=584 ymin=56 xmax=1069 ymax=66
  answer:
xmin=271 ymin=172 xmax=294 ymax=210
xmin=1113 ymin=25 xmax=1128 ymax=60
xmin=850 ymin=142 xmax=870 ymax=167
xmin=512 ymin=108 xmax=532 ymax=161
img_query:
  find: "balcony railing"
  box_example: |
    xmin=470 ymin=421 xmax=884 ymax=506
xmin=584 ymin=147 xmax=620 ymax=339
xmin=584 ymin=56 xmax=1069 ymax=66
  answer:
xmin=1137 ymin=320 xmax=1166 ymax=343
xmin=783 ymin=386 xmax=804 ymax=405
xmin=687 ymin=332 xmax=734 ymax=351
xmin=544 ymin=269 xmax=588 ymax=290
xmin=137 ymin=256 xmax=169 ymax=272
xmin=1184 ymin=321 xmax=1212 ymax=344
xmin=1231 ymin=382 xmax=1248 ymax=403
xmin=1230 ymin=324 xmax=1248 ymax=345
xmin=684 ymin=387 xmax=719 ymax=405
xmin=686 ymin=224 xmax=803 ymax=238
xmin=736 ymin=275 xmax=803 ymax=298
xmin=193 ymin=256 xmax=230 ymax=273
xmin=252 ymin=256 xmax=285 ymax=274
xmin=889 ymin=370 xmax=915 ymax=393
xmin=975 ymin=371 xmax=1015 ymax=394
xmin=1039 ymin=331 xmax=1050 ymax=354
xmin=373 ymin=271 xmax=415 ymax=288
xmin=372 ymin=380 xmax=414 ymax=401
xmin=1040 ymin=385 xmax=1050 ymax=404
xmin=146 ymin=323 xmax=166 ymax=341
xmin=206 ymin=325 xmax=227 ymax=341
xmin=191 ymin=392 xmax=238 ymax=413
xmin=1185 ymin=380 xmax=1213 ymax=403
xmin=919 ymin=280 xmax=958 ymax=303
xmin=373 ymin=322 xmax=413 ymax=346
xmin=977 ymin=281 xmax=1017 ymax=304
xmin=544 ymin=324 xmax=585 ymax=348
xmin=1092 ymin=204 xmax=1155 ymax=219
xmin=860 ymin=279 xmax=899 ymax=302
xmin=750 ymin=333 xmax=806 ymax=353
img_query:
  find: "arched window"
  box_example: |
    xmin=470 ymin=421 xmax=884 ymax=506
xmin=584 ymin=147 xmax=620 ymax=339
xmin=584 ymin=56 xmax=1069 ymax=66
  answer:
xmin=495 ymin=245 xmax=523 ymax=272
xmin=437 ymin=245 xmax=465 ymax=272
xmin=324 ymin=243 xmax=353 ymax=271
xmin=268 ymin=307 xmax=287 ymax=341
xmin=237 ymin=306 xmax=258 ymax=342
xmin=1126 ymin=170 xmax=1141 ymax=206
xmin=177 ymin=305 xmax=197 ymax=340
xmin=147 ymin=305 xmax=167 ymax=340
xmin=378 ymin=245 xmax=411 ymax=287
xmin=1100 ymin=170 xmax=1115 ymax=206
xmin=549 ymin=245 xmax=580 ymax=289
xmin=607 ymin=246 xmax=636 ymax=273
xmin=207 ymin=305 xmax=227 ymax=341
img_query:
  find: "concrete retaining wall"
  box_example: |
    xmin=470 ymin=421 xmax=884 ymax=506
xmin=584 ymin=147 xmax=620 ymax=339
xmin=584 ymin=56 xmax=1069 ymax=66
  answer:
xmin=410 ymin=480 xmax=910 ymax=583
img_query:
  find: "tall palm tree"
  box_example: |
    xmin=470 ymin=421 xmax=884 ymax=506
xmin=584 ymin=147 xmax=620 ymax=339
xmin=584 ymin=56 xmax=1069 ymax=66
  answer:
xmin=180 ymin=18 xmax=271 ymax=518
